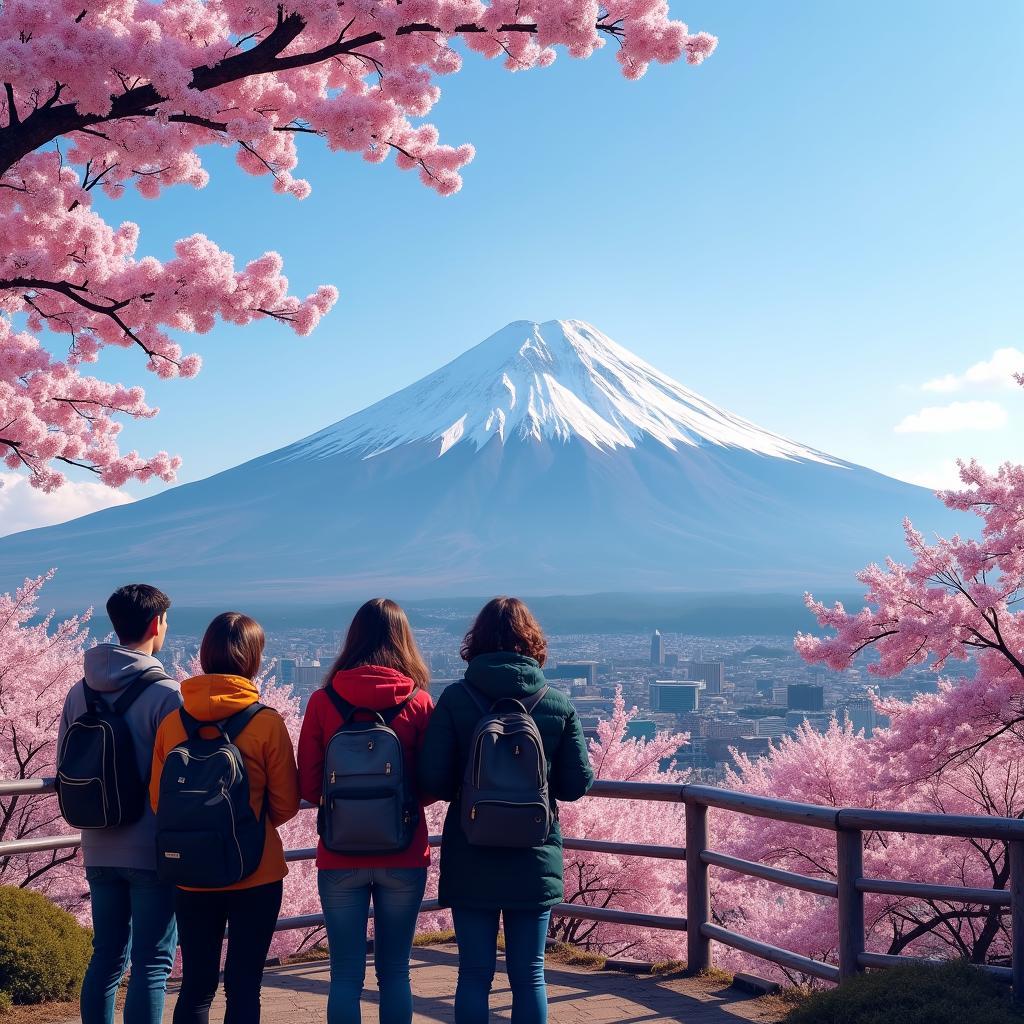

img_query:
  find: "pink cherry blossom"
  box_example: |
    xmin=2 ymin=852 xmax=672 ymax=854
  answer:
xmin=0 ymin=1 xmax=716 ymax=489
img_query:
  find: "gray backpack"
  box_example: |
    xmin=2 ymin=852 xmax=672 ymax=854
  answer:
xmin=460 ymin=682 xmax=552 ymax=848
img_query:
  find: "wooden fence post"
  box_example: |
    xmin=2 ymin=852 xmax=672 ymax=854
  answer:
xmin=1009 ymin=840 xmax=1024 ymax=1003
xmin=686 ymin=800 xmax=711 ymax=973
xmin=836 ymin=828 xmax=865 ymax=982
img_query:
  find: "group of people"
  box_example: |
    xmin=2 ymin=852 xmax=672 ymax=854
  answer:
xmin=57 ymin=584 xmax=594 ymax=1024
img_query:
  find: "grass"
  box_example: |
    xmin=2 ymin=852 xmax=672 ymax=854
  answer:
xmin=784 ymin=961 xmax=1023 ymax=1024
xmin=545 ymin=943 xmax=607 ymax=969
xmin=412 ymin=930 xmax=456 ymax=947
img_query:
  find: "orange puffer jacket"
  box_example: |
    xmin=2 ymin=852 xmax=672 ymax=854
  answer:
xmin=150 ymin=673 xmax=301 ymax=891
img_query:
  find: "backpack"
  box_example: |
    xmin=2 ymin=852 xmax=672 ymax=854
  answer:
xmin=155 ymin=704 xmax=267 ymax=888
xmin=56 ymin=666 xmax=166 ymax=829
xmin=319 ymin=688 xmax=418 ymax=855
xmin=460 ymin=682 xmax=553 ymax=848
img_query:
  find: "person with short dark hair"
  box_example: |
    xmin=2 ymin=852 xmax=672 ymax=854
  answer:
xmin=58 ymin=584 xmax=181 ymax=1024
xmin=150 ymin=612 xmax=300 ymax=1024
xmin=419 ymin=597 xmax=594 ymax=1024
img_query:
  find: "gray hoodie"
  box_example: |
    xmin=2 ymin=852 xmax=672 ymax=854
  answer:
xmin=58 ymin=645 xmax=182 ymax=870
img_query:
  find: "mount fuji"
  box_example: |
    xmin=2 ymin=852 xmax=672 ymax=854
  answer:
xmin=0 ymin=320 xmax=958 ymax=607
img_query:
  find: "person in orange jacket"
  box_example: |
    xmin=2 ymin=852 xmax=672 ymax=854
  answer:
xmin=150 ymin=612 xmax=300 ymax=1024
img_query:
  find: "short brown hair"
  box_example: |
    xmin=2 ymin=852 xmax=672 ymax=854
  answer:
xmin=200 ymin=612 xmax=265 ymax=680
xmin=324 ymin=599 xmax=429 ymax=689
xmin=460 ymin=597 xmax=547 ymax=667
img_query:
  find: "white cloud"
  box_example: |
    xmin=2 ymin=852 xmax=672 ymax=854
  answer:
xmin=894 ymin=400 xmax=1009 ymax=434
xmin=0 ymin=473 xmax=133 ymax=538
xmin=922 ymin=347 xmax=1024 ymax=393
xmin=898 ymin=459 xmax=967 ymax=491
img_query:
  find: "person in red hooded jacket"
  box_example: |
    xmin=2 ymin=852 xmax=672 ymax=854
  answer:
xmin=297 ymin=599 xmax=434 ymax=1024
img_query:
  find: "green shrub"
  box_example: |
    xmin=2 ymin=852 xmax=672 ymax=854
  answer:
xmin=785 ymin=961 xmax=1022 ymax=1024
xmin=0 ymin=887 xmax=92 ymax=1005
xmin=0 ymin=990 xmax=12 ymax=1015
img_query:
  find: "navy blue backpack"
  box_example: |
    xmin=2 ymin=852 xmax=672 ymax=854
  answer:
xmin=155 ymin=704 xmax=267 ymax=887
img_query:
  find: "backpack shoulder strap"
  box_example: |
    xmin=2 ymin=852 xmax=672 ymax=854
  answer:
xmin=324 ymin=686 xmax=355 ymax=725
xmin=380 ymin=694 xmax=415 ymax=725
xmin=461 ymin=681 xmax=490 ymax=715
xmin=178 ymin=708 xmax=204 ymax=740
xmin=79 ymin=678 xmax=100 ymax=712
xmin=224 ymin=702 xmax=267 ymax=743
xmin=521 ymin=686 xmax=549 ymax=714
xmin=112 ymin=665 xmax=166 ymax=716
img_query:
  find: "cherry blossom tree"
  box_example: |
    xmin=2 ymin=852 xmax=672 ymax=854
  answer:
xmin=554 ymin=687 xmax=689 ymax=959
xmin=721 ymin=389 xmax=1024 ymax=981
xmin=0 ymin=571 xmax=89 ymax=910
xmin=718 ymin=720 xmax=1017 ymax=983
xmin=0 ymin=1 xmax=716 ymax=492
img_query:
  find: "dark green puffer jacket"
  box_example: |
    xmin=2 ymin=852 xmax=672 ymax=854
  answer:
xmin=419 ymin=652 xmax=594 ymax=911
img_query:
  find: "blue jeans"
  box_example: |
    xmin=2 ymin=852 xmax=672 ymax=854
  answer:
xmin=80 ymin=866 xmax=178 ymax=1024
xmin=318 ymin=867 xmax=428 ymax=1024
xmin=452 ymin=907 xmax=552 ymax=1024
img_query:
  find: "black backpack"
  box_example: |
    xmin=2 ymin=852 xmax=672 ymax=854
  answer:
xmin=56 ymin=667 xmax=166 ymax=829
xmin=318 ymin=689 xmax=418 ymax=855
xmin=460 ymin=682 xmax=553 ymax=848
xmin=155 ymin=704 xmax=267 ymax=888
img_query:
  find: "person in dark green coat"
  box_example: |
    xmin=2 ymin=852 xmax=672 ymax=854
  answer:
xmin=419 ymin=597 xmax=593 ymax=1024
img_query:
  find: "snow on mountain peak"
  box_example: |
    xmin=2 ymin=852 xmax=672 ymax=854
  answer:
xmin=294 ymin=319 xmax=835 ymax=464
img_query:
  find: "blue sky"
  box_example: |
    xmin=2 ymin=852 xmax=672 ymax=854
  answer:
xmin=4 ymin=0 xmax=1023 ymax=531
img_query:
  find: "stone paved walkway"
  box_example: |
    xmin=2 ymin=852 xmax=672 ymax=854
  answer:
xmin=150 ymin=945 xmax=784 ymax=1024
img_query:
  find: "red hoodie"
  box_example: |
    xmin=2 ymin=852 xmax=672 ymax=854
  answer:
xmin=297 ymin=666 xmax=434 ymax=870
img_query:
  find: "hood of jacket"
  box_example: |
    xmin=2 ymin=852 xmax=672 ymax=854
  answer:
xmin=83 ymin=643 xmax=168 ymax=693
xmin=181 ymin=673 xmax=260 ymax=722
xmin=331 ymin=665 xmax=418 ymax=711
xmin=463 ymin=652 xmax=546 ymax=700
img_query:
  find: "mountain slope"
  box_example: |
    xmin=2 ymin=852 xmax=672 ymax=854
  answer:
xmin=0 ymin=320 xmax=960 ymax=607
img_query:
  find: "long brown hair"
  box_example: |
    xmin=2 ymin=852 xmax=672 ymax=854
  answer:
xmin=200 ymin=612 xmax=265 ymax=680
xmin=460 ymin=596 xmax=547 ymax=667
xmin=323 ymin=599 xmax=430 ymax=689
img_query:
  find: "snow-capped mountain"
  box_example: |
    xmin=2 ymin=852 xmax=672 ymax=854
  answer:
xmin=0 ymin=319 xmax=961 ymax=607
xmin=296 ymin=320 xmax=835 ymax=463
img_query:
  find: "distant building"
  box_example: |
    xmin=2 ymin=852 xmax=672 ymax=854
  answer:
xmin=278 ymin=658 xmax=297 ymax=686
xmin=838 ymin=698 xmax=879 ymax=737
xmin=650 ymin=630 xmax=665 ymax=667
xmin=292 ymin=661 xmax=323 ymax=709
xmin=650 ymin=681 xmax=704 ymax=713
xmin=664 ymin=653 xmax=680 ymax=670
xmin=756 ymin=717 xmax=788 ymax=739
xmin=755 ymin=677 xmax=775 ymax=698
xmin=547 ymin=662 xmax=598 ymax=687
xmin=786 ymin=710 xmax=833 ymax=733
xmin=626 ymin=720 xmax=657 ymax=742
xmin=787 ymin=683 xmax=825 ymax=712
xmin=772 ymin=687 xmax=789 ymax=705
xmin=688 ymin=661 xmax=725 ymax=695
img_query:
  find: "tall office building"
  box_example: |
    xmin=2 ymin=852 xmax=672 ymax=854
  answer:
xmin=838 ymin=698 xmax=878 ymax=737
xmin=688 ymin=661 xmax=725 ymax=695
xmin=650 ymin=630 xmax=665 ymax=667
xmin=294 ymin=661 xmax=323 ymax=691
xmin=755 ymin=677 xmax=775 ymax=698
xmin=649 ymin=681 xmax=704 ymax=713
xmin=278 ymin=658 xmax=297 ymax=686
xmin=787 ymin=683 xmax=825 ymax=712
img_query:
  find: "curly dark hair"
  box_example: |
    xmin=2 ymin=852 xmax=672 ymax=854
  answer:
xmin=460 ymin=596 xmax=547 ymax=667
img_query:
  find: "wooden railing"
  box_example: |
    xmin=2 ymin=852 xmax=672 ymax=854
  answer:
xmin=2 ymin=777 xmax=1023 ymax=998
